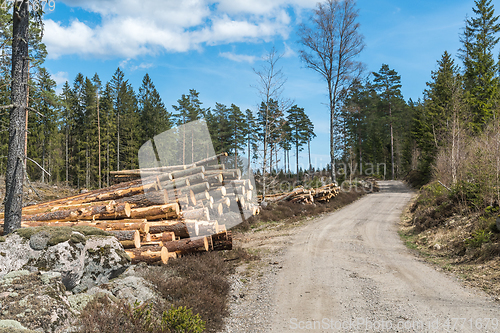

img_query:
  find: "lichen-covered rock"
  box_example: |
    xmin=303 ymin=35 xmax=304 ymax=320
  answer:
xmin=0 ymin=227 xmax=130 ymax=292
xmin=0 ymin=270 xmax=74 ymax=332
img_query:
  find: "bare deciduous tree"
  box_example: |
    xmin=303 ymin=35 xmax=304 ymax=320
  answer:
xmin=253 ymin=48 xmax=291 ymax=198
xmin=298 ymin=0 xmax=364 ymax=182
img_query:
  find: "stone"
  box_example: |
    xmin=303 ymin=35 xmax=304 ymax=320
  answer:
xmin=29 ymin=231 xmax=51 ymax=250
xmin=0 ymin=271 xmax=74 ymax=332
xmin=0 ymin=319 xmax=27 ymax=329
xmin=0 ymin=228 xmax=130 ymax=293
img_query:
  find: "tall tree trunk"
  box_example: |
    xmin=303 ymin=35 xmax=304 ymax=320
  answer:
xmin=389 ymin=103 xmax=394 ymax=180
xmin=97 ymin=93 xmax=101 ymax=188
xmin=5 ymin=0 xmax=29 ymax=234
xmin=308 ymin=137 xmax=312 ymax=173
xmin=117 ymin=112 xmax=120 ymax=171
xmin=296 ymin=138 xmax=299 ymax=177
xmin=65 ymin=117 xmax=69 ymax=184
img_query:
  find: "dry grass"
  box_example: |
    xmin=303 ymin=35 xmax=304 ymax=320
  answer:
xmin=401 ymin=185 xmax=500 ymax=298
xmin=234 ymin=189 xmax=366 ymax=232
xmin=140 ymin=252 xmax=231 ymax=333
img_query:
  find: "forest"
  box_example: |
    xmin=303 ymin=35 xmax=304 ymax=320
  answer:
xmin=0 ymin=0 xmax=499 ymax=212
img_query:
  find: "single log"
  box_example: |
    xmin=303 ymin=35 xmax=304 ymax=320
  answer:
xmin=204 ymin=173 xmax=223 ymax=185
xmin=91 ymin=203 xmax=132 ymax=220
xmin=160 ymin=178 xmax=190 ymax=192
xmin=212 ymin=230 xmax=232 ymax=251
xmin=125 ymin=246 xmax=170 ymax=264
xmin=205 ymin=169 xmax=242 ymax=180
xmin=148 ymin=232 xmax=176 ymax=242
xmin=194 ymin=191 xmax=210 ymax=202
xmin=25 ymin=180 xmax=158 ymax=210
xmin=146 ymin=221 xmax=191 ymax=238
xmin=0 ymin=200 xmax=118 ymax=218
xmin=225 ymin=185 xmax=246 ymax=196
xmin=107 ymin=230 xmax=141 ymax=248
xmin=163 ymin=236 xmax=209 ymax=253
xmin=120 ymin=240 xmax=138 ymax=249
xmin=198 ymin=220 xmax=218 ymax=236
xmin=193 ymin=152 xmax=228 ymax=166
xmin=180 ymin=207 xmax=210 ymax=221
xmin=116 ymin=190 xmax=169 ymax=207
xmin=204 ymin=164 xmax=225 ymax=171
xmin=129 ymin=203 xmax=179 ymax=220
xmin=170 ymin=166 xmax=205 ymax=180
xmin=210 ymin=186 xmax=226 ymax=199
xmin=111 ymin=165 xmax=186 ymax=175
xmin=22 ymin=202 xmax=125 ymax=222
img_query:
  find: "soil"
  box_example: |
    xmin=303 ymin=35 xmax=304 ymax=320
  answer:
xmin=223 ymin=181 xmax=500 ymax=333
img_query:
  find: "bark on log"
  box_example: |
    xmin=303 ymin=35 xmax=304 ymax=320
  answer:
xmin=180 ymin=207 xmax=210 ymax=221
xmin=22 ymin=202 xmax=129 ymax=222
xmin=107 ymin=230 xmax=141 ymax=248
xmin=116 ymin=190 xmax=169 ymax=207
xmin=0 ymin=200 xmax=119 ymax=218
xmin=148 ymin=232 xmax=176 ymax=242
xmin=146 ymin=221 xmax=191 ymax=238
xmin=212 ymin=230 xmax=232 ymax=251
xmin=125 ymin=246 xmax=171 ymax=264
xmin=129 ymin=203 xmax=179 ymax=220
xmin=193 ymin=152 xmax=228 ymax=166
xmin=169 ymin=166 xmax=205 ymax=180
xmin=162 ymin=236 xmax=209 ymax=253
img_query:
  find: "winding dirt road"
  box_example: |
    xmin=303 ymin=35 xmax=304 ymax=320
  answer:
xmin=271 ymin=181 xmax=500 ymax=332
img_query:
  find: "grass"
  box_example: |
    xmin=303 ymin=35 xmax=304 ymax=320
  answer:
xmin=400 ymin=185 xmax=500 ymax=298
xmin=234 ymin=188 xmax=366 ymax=232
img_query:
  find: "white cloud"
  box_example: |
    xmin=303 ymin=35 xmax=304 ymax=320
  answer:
xmin=49 ymin=71 xmax=69 ymax=94
xmin=45 ymin=0 xmax=318 ymax=59
xmin=219 ymin=52 xmax=257 ymax=63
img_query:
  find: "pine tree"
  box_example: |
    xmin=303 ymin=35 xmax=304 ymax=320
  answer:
xmin=172 ymin=89 xmax=206 ymax=164
xmin=245 ymin=109 xmax=258 ymax=171
xmin=372 ymin=64 xmax=403 ymax=180
xmin=287 ymin=105 xmax=309 ymax=175
xmin=460 ymin=0 xmax=500 ymax=131
xmin=227 ymin=103 xmax=246 ymax=168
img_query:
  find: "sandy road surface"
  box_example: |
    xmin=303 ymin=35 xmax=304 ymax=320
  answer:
xmin=271 ymin=181 xmax=500 ymax=332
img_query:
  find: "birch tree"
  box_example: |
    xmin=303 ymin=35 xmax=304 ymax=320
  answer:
xmin=298 ymin=0 xmax=364 ymax=182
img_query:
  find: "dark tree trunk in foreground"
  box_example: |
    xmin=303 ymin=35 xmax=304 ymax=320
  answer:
xmin=4 ymin=0 xmax=29 ymax=234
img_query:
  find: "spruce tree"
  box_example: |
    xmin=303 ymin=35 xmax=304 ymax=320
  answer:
xmin=138 ymin=73 xmax=172 ymax=143
xmin=460 ymin=0 xmax=500 ymax=131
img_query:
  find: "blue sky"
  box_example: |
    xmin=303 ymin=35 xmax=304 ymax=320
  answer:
xmin=40 ymin=0 xmax=481 ymax=170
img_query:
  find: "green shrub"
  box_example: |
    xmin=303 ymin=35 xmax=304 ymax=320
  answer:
xmin=161 ymin=306 xmax=205 ymax=333
xmin=465 ymin=229 xmax=492 ymax=248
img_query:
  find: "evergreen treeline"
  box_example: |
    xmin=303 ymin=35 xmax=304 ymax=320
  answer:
xmin=0 ymin=65 xmax=317 ymax=189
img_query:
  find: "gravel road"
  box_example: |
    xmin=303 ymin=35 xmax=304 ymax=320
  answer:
xmin=269 ymin=181 xmax=500 ymax=332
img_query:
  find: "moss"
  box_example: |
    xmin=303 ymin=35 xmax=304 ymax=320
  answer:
xmin=72 ymin=226 xmax=111 ymax=237
xmin=15 ymin=226 xmax=111 ymax=247
xmin=69 ymin=233 xmax=86 ymax=245
xmin=0 ymin=236 xmax=5 ymax=242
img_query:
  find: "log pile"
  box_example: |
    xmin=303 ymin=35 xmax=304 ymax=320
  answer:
xmin=0 ymin=152 xmax=258 ymax=265
xmin=258 ymin=183 xmax=340 ymax=204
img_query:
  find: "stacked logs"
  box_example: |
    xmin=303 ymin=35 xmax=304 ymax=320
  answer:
xmin=0 ymin=152 xmax=254 ymax=265
xmin=258 ymin=183 xmax=340 ymax=204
